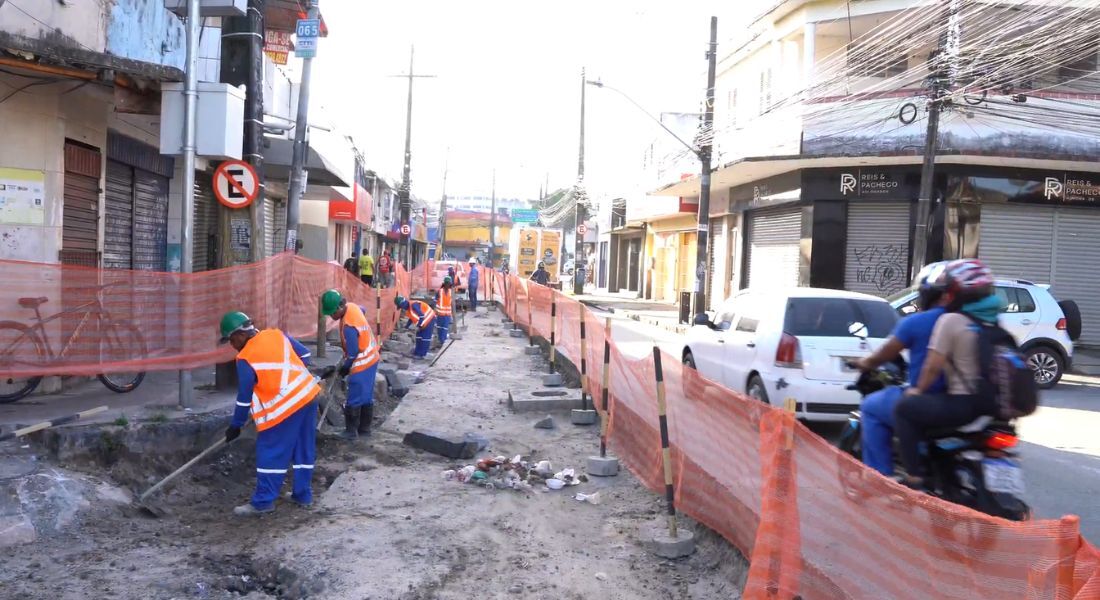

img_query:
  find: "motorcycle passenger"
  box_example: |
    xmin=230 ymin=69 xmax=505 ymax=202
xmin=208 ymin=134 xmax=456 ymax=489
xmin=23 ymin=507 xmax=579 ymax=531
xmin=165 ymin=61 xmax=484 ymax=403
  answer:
xmin=894 ymin=259 xmax=1003 ymax=489
xmin=854 ymin=262 xmax=950 ymax=476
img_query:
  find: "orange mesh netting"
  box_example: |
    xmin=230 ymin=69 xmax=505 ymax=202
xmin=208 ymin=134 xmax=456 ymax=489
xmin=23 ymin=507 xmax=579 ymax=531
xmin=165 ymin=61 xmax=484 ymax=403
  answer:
xmin=0 ymin=254 xmax=406 ymax=378
xmin=492 ymin=274 xmax=1100 ymax=600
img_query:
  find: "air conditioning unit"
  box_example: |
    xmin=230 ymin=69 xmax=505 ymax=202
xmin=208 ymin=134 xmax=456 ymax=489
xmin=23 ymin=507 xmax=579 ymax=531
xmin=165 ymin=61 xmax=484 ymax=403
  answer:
xmin=164 ymin=0 xmax=246 ymax=17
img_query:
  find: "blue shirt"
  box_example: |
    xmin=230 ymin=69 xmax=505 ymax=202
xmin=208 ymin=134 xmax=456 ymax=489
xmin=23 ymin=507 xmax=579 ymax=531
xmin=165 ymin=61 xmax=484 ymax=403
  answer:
xmin=232 ymin=334 xmax=312 ymax=428
xmin=468 ymin=267 xmax=479 ymax=287
xmin=892 ymin=307 xmax=947 ymax=393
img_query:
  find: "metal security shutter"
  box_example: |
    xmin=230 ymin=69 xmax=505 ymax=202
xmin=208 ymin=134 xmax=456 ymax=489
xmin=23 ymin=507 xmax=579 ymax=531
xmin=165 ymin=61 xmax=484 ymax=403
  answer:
xmin=264 ymin=196 xmax=276 ymax=257
xmin=61 ymin=142 xmax=101 ymax=266
xmin=844 ymin=202 xmax=911 ymax=297
xmin=104 ymin=160 xmax=134 ymax=270
xmin=193 ymin=176 xmax=218 ymax=272
xmin=1052 ymin=208 xmax=1100 ymax=346
xmin=745 ymin=206 xmax=801 ymax=289
xmin=133 ymin=170 xmax=169 ymax=271
xmin=273 ymin=199 xmax=287 ymax=254
xmin=707 ymin=219 xmax=727 ymax=309
xmin=980 ymin=204 xmax=1055 ymax=284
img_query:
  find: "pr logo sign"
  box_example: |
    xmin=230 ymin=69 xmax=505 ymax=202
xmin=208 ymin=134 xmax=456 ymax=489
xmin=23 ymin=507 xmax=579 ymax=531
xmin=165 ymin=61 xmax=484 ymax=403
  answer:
xmin=840 ymin=173 xmax=857 ymax=195
xmin=1045 ymin=177 xmax=1063 ymax=200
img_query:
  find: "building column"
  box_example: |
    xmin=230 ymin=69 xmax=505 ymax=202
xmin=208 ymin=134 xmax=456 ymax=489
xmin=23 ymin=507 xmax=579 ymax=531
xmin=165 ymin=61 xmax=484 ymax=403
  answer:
xmin=803 ymin=22 xmax=816 ymax=88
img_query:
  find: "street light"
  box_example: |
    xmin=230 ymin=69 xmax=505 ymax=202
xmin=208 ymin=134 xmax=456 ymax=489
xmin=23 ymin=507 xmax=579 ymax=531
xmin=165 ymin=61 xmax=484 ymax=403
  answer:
xmin=585 ymin=79 xmax=701 ymax=159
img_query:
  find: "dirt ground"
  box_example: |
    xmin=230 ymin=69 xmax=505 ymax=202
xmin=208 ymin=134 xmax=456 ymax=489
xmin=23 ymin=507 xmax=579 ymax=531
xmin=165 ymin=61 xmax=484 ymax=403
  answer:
xmin=0 ymin=310 xmax=747 ymax=599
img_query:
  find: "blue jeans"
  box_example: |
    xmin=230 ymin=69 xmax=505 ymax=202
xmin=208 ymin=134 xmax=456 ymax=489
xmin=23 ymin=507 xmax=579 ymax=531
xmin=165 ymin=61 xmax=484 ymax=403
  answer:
xmin=861 ymin=385 xmax=903 ymax=476
xmin=468 ymin=285 xmax=478 ymax=311
xmin=252 ymin=404 xmax=316 ymax=509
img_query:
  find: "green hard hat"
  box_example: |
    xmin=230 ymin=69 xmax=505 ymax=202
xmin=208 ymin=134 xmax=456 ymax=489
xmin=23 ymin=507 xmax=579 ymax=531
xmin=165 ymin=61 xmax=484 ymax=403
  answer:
xmin=219 ymin=311 xmax=253 ymax=343
xmin=394 ymin=295 xmax=407 ymax=307
xmin=443 ymin=276 xmax=453 ymax=286
xmin=321 ymin=289 xmax=344 ymax=316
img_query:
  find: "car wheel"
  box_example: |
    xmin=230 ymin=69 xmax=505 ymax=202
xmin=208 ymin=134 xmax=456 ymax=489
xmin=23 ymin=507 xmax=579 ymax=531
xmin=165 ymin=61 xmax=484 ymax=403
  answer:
xmin=682 ymin=351 xmax=697 ymax=370
xmin=747 ymin=375 xmax=770 ymax=404
xmin=1026 ymin=347 xmax=1063 ymax=389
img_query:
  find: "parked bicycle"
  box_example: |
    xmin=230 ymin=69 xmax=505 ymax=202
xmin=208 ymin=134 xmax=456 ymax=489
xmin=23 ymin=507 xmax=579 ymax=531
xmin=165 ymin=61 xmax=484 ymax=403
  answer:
xmin=0 ymin=283 xmax=147 ymax=403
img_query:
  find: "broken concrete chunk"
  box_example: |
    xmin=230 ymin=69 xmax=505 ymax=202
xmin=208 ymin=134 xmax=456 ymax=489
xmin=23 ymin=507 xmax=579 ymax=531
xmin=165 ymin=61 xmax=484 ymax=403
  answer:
xmin=534 ymin=416 xmax=556 ymax=429
xmin=402 ymin=430 xmax=480 ymax=459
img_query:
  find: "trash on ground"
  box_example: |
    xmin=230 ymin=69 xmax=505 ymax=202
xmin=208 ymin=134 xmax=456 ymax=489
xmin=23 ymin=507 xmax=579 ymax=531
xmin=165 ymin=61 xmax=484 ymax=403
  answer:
xmin=440 ymin=454 xmax=585 ymax=494
xmin=574 ymin=492 xmax=601 ymax=505
xmin=546 ymin=478 xmax=565 ymax=490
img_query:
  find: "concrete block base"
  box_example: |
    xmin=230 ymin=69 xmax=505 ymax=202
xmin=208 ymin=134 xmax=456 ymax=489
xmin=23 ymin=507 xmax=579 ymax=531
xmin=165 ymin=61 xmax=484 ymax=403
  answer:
xmin=501 ymin=317 xmax=512 ymax=324
xmin=510 ymin=391 xmax=575 ymax=413
xmin=571 ymin=409 xmax=598 ymax=425
xmin=509 ymin=329 xmax=526 ymax=338
xmin=644 ymin=525 xmax=695 ymax=559
xmin=586 ymin=455 xmax=620 ymax=477
xmin=403 ymin=430 xmax=480 ymax=459
xmin=524 ymin=346 xmax=541 ymax=356
xmin=542 ymin=373 xmax=563 ymax=387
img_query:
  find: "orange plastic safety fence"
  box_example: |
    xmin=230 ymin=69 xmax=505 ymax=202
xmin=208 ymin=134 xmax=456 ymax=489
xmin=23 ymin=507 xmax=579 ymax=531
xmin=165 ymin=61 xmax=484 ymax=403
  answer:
xmin=0 ymin=254 xmax=406 ymax=378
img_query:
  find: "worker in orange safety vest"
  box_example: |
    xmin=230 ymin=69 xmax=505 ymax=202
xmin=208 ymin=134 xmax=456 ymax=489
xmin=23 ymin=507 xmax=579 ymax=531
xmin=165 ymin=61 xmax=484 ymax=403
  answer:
xmin=433 ymin=276 xmax=454 ymax=346
xmin=395 ymin=295 xmax=435 ymax=359
xmin=320 ymin=289 xmax=381 ymax=439
xmin=220 ymin=311 xmax=320 ymax=516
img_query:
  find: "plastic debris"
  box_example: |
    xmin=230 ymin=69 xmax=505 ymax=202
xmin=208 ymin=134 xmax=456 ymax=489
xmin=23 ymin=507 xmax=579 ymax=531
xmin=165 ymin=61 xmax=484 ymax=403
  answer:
xmin=546 ymin=478 xmax=565 ymax=490
xmin=574 ymin=492 xmax=601 ymax=505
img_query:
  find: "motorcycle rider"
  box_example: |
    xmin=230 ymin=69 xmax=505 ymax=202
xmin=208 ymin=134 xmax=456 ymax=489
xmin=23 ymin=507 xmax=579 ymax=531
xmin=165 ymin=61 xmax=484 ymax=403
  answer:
xmin=854 ymin=262 xmax=949 ymax=476
xmin=894 ymin=259 xmax=1003 ymax=490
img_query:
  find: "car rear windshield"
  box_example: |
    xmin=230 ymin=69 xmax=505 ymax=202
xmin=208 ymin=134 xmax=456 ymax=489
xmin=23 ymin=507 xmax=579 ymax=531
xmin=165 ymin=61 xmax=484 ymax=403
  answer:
xmin=784 ymin=297 xmax=898 ymax=338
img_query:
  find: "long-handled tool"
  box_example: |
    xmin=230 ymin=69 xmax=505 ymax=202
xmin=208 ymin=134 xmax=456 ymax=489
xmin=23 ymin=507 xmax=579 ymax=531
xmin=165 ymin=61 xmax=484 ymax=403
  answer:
xmin=136 ymin=422 xmax=250 ymax=517
xmin=316 ymin=373 xmax=344 ymax=432
xmin=0 ymin=405 xmax=108 ymax=442
xmin=428 ymin=339 xmax=456 ymax=368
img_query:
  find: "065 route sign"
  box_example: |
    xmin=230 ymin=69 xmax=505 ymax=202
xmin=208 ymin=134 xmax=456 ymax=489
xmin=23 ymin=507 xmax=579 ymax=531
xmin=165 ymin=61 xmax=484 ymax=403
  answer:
xmin=295 ymin=18 xmax=320 ymax=58
xmin=213 ymin=160 xmax=259 ymax=209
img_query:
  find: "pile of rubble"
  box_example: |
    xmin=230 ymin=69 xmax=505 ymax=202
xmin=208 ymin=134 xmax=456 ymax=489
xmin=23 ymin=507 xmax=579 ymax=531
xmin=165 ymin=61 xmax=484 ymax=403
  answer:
xmin=441 ymin=455 xmax=597 ymax=501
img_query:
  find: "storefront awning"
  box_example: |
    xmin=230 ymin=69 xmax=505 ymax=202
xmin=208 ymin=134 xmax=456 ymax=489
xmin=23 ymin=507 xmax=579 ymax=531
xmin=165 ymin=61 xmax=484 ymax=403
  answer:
xmin=265 ymin=137 xmax=351 ymax=187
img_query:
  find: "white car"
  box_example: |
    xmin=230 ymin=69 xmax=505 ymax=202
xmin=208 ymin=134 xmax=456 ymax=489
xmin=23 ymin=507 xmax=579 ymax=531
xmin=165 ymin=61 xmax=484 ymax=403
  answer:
xmin=682 ymin=288 xmax=899 ymax=422
xmin=889 ymin=279 xmax=1079 ymax=388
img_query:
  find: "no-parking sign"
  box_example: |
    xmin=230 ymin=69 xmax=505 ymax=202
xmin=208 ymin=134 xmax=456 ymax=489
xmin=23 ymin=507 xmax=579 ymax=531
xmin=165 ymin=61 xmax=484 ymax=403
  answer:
xmin=213 ymin=160 xmax=259 ymax=209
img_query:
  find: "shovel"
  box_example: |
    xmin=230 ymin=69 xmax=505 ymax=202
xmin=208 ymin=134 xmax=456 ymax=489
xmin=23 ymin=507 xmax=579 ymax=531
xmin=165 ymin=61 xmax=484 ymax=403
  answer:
xmin=136 ymin=423 xmax=250 ymax=517
xmin=428 ymin=339 xmax=456 ymax=368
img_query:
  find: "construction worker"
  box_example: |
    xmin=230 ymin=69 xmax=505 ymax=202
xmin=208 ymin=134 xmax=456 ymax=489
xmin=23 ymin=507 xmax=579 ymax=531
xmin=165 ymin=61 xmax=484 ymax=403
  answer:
xmin=219 ymin=311 xmax=320 ymax=516
xmin=320 ymin=289 xmax=381 ymax=439
xmin=467 ymin=257 xmax=480 ymax=311
xmin=434 ymin=276 xmax=454 ymax=345
xmin=395 ymin=295 xmax=435 ymax=359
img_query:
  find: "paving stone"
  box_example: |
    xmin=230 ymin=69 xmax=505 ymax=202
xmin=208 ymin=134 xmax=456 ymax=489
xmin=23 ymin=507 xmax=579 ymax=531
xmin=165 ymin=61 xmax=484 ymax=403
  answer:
xmin=402 ymin=430 xmax=480 ymax=459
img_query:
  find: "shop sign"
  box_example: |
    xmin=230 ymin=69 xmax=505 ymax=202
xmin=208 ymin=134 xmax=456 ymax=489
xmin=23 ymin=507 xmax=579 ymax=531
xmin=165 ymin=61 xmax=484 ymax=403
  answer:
xmin=839 ymin=169 xmax=901 ymax=197
xmin=264 ymin=30 xmax=291 ymax=65
xmin=1044 ymin=174 xmax=1100 ymax=203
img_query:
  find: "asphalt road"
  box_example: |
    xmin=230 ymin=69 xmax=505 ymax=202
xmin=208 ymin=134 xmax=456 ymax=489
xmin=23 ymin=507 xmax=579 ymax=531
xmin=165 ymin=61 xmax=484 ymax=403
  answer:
xmin=598 ymin=309 xmax=1100 ymax=541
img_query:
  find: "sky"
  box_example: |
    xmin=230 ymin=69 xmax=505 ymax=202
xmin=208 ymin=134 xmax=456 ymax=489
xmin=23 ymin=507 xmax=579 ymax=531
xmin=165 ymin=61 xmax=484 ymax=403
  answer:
xmin=311 ymin=1 xmax=762 ymax=204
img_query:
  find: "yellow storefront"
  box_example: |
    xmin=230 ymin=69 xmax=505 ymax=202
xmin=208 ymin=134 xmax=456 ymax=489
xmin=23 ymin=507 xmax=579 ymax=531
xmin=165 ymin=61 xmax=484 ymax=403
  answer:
xmin=645 ymin=214 xmax=697 ymax=304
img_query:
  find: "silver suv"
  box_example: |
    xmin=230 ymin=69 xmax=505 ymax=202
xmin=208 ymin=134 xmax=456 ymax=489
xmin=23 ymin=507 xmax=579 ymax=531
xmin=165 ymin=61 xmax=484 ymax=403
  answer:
xmin=889 ymin=280 xmax=1080 ymax=388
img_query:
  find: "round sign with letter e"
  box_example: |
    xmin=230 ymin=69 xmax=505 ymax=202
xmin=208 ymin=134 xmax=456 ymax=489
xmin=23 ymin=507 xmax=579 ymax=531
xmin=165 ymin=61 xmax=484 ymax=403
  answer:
xmin=400 ymin=223 xmax=411 ymax=236
xmin=576 ymin=223 xmax=588 ymax=236
xmin=213 ymin=160 xmax=259 ymax=209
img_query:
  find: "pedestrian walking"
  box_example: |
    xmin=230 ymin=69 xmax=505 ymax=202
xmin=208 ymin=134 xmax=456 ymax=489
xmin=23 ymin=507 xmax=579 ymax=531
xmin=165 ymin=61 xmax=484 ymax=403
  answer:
xmin=358 ymin=249 xmax=375 ymax=287
xmin=530 ymin=261 xmax=549 ymax=286
xmin=467 ymin=257 xmax=480 ymax=312
xmin=342 ymin=255 xmax=358 ymax=276
xmin=320 ymin=289 xmax=381 ymax=440
xmin=219 ymin=311 xmax=320 ymax=516
xmin=434 ymin=276 xmax=454 ymax=346
xmin=395 ymin=295 xmax=436 ymax=359
xmin=378 ymin=249 xmax=393 ymax=288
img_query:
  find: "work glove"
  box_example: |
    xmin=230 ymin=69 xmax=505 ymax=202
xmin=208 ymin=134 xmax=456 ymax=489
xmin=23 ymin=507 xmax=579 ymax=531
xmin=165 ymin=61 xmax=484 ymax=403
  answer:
xmin=338 ymin=362 xmax=351 ymax=378
xmin=225 ymin=425 xmax=242 ymax=444
xmin=316 ymin=365 xmax=337 ymax=380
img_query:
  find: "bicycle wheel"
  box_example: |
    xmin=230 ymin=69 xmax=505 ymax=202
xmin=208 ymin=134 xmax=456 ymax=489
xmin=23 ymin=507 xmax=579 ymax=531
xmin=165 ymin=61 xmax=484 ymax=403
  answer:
xmin=97 ymin=321 xmax=146 ymax=393
xmin=0 ymin=320 xmax=45 ymax=403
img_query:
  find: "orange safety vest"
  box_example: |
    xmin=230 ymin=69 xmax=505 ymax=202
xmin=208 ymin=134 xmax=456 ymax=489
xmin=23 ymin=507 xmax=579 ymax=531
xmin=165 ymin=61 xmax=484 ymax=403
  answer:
xmin=406 ymin=300 xmax=435 ymax=329
xmin=236 ymin=329 xmax=321 ymax=432
xmin=340 ymin=303 xmax=380 ymax=375
xmin=435 ymin=288 xmax=453 ymax=317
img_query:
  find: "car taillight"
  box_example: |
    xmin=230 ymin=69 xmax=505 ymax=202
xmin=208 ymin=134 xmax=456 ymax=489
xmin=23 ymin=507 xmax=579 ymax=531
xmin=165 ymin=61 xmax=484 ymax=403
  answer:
xmin=987 ymin=432 xmax=1018 ymax=450
xmin=1056 ymin=318 xmax=1067 ymax=331
xmin=775 ymin=333 xmax=803 ymax=368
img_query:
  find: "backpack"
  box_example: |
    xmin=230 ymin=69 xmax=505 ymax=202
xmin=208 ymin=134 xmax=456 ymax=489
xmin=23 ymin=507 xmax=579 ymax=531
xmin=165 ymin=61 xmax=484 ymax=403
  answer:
xmin=963 ymin=315 xmax=1039 ymax=419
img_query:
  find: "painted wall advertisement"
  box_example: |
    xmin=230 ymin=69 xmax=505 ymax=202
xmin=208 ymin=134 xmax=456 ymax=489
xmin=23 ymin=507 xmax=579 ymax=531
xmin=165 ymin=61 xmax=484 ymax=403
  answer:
xmin=517 ymin=228 xmax=539 ymax=277
xmin=539 ymin=229 xmax=561 ymax=282
xmin=0 ymin=168 xmax=45 ymax=225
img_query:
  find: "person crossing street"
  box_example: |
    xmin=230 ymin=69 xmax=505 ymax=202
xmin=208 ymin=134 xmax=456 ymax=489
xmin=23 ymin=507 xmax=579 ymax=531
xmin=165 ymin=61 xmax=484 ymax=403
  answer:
xmin=219 ymin=311 xmax=320 ymax=516
xmin=434 ymin=276 xmax=454 ymax=346
xmin=320 ymin=289 xmax=381 ymax=440
xmin=396 ymin=295 xmax=436 ymax=359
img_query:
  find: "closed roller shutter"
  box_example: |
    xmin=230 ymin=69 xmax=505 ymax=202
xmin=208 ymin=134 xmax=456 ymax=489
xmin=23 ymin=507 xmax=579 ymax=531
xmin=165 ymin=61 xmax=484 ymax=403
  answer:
xmin=745 ymin=206 xmax=801 ymax=289
xmin=193 ymin=176 xmax=218 ymax=272
xmin=1051 ymin=208 xmax=1100 ymax=346
xmin=264 ymin=196 xmax=276 ymax=257
xmin=844 ymin=202 xmax=911 ymax=297
xmin=980 ymin=204 xmax=1054 ymax=284
xmin=273 ymin=198 xmax=287 ymax=254
xmin=708 ymin=219 xmax=727 ymax=310
xmin=133 ymin=170 xmax=169 ymax=271
xmin=61 ymin=142 xmax=101 ymax=266
xmin=104 ymin=160 xmax=134 ymax=270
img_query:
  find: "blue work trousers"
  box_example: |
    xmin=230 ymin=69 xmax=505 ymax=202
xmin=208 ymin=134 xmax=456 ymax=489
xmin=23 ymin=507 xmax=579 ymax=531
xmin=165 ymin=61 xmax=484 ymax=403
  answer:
xmin=435 ymin=315 xmax=452 ymax=343
xmin=252 ymin=404 xmax=316 ymax=509
xmin=346 ymin=364 xmax=379 ymax=407
xmin=468 ymin=285 xmax=478 ymax=311
xmin=414 ymin=324 xmax=433 ymax=357
xmin=861 ymin=385 xmax=903 ymax=476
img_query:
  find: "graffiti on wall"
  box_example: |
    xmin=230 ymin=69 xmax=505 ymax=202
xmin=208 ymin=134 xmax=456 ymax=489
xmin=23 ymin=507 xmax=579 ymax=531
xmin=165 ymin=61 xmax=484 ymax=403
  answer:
xmin=852 ymin=244 xmax=907 ymax=294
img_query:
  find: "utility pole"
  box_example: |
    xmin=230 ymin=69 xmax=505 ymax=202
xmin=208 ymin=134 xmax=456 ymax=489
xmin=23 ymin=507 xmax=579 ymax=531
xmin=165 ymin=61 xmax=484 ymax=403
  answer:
xmin=392 ymin=47 xmax=436 ymax=269
xmin=439 ymin=157 xmax=449 ymax=259
xmin=692 ymin=16 xmax=718 ymax=316
xmin=178 ymin=0 xmax=200 ymax=407
xmin=910 ymin=0 xmax=957 ymax=278
xmin=574 ymin=67 xmax=586 ymax=295
xmin=284 ymin=1 xmax=320 ymax=253
xmin=489 ymin=169 xmax=497 ymax=268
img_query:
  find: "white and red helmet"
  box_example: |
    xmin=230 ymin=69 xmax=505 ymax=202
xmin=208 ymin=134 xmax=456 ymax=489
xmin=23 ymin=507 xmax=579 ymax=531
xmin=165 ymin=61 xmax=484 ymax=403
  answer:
xmin=940 ymin=258 xmax=994 ymax=299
